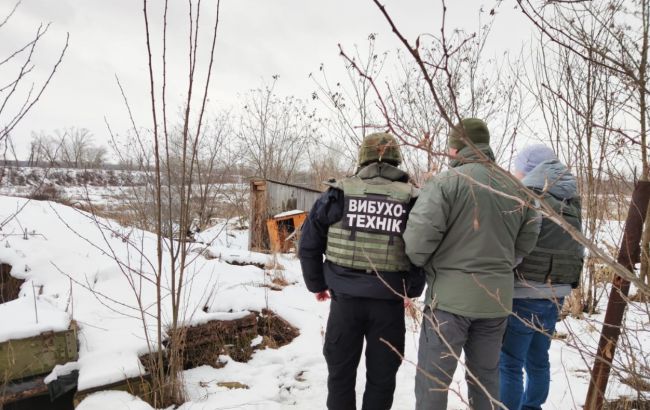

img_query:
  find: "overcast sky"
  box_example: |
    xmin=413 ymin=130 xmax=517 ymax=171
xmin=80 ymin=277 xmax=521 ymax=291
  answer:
xmin=2 ymin=0 xmax=530 ymax=159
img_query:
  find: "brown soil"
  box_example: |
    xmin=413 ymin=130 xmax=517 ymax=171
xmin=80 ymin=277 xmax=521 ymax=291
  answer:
xmin=256 ymin=309 xmax=300 ymax=349
xmin=0 ymin=264 xmax=23 ymax=303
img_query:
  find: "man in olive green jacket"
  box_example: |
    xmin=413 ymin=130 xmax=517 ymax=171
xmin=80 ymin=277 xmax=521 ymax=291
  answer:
xmin=404 ymin=118 xmax=539 ymax=410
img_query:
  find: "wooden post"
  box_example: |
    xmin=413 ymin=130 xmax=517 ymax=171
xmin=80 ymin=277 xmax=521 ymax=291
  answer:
xmin=585 ymin=180 xmax=650 ymax=409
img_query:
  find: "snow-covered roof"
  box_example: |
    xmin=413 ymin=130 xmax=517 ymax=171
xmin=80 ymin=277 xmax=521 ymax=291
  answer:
xmin=273 ymin=209 xmax=306 ymax=219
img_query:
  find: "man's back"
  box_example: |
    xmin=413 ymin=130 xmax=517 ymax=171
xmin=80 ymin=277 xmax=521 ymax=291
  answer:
xmin=409 ymin=118 xmax=541 ymax=410
xmin=404 ymin=143 xmax=539 ymax=318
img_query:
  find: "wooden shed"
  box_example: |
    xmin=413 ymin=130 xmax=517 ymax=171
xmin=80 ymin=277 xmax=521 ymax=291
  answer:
xmin=249 ymin=179 xmax=323 ymax=252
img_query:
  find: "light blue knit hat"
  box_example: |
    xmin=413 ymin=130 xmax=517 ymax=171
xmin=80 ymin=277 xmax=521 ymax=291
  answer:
xmin=514 ymin=144 xmax=557 ymax=175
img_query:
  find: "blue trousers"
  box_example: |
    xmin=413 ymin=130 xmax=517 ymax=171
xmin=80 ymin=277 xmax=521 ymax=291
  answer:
xmin=499 ymin=298 xmax=563 ymax=410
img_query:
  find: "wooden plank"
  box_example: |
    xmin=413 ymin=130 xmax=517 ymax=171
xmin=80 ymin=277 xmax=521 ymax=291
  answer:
xmin=249 ymin=180 xmax=269 ymax=251
xmin=0 ymin=326 xmax=78 ymax=382
xmin=267 ymin=219 xmax=280 ymax=252
xmin=293 ymin=213 xmax=307 ymax=229
xmin=0 ymin=376 xmax=48 ymax=405
xmin=250 ymin=178 xmax=320 ymax=252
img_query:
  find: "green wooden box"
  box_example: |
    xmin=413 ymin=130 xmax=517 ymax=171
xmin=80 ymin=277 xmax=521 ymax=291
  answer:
xmin=0 ymin=325 xmax=78 ymax=383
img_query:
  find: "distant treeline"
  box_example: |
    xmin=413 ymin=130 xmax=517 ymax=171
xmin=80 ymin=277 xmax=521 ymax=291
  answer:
xmin=1 ymin=160 xmax=129 ymax=171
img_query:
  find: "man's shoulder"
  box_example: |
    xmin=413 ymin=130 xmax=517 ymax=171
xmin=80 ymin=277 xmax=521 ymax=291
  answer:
xmin=322 ymin=177 xmax=344 ymax=190
xmin=425 ymin=168 xmax=462 ymax=190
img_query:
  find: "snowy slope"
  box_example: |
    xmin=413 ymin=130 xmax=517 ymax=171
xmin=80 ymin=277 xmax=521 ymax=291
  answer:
xmin=0 ymin=196 xmax=647 ymax=409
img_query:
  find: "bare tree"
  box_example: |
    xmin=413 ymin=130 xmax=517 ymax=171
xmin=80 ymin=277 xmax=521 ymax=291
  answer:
xmin=518 ymin=0 xmax=650 ymax=286
xmin=0 ymin=1 xmax=68 ymax=145
xmin=103 ymin=0 xmax=227 ymax=406
xmin=310 ymin=35 xmax=387 ymax=168
xmin=528 ymin=23 xmax=631 ymax=313
xmin=323 ymin=9 xmax=530 ymax=186
xmin=26 ymin=128 xmax=108 ymax=169
xmin=58 ymin=127 xmax=94 ymax=168
xmin=86 ymin=144 xmax=108 ymax=168
xmin=191 ymin=112 xmax=238 ymax=228
xmin=237 ymin=77 xmax=317 ymax=183
xmin=515 ymin=0 xmax=650 ymax=405
xmin=27 ymin=131 xmax=60 ymax=166
xmin=305 ymin=141 xmax=354 ymax=189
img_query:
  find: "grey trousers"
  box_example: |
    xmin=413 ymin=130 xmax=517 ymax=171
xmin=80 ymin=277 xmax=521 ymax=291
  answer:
xmin=415 ymin=308 xmax=507 ymax=410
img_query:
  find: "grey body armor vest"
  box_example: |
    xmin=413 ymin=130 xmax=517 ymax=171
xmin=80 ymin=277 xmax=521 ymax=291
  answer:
xmin=517 ymin=192 xmax=584 ymax=287
xmin=325 ymin=174 xmax=414 ymax=273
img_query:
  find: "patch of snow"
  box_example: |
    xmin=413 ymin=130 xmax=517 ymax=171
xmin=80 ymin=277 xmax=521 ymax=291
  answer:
xmin=76 ymin=391 xmax=156 ymax=410
xmin=44 ymin=361 xmax=80 ymax=384
xmin=189 ymin=310 xmax=252 ymax=327
xmin=273 ymin=209 xmax=305 ymax=218
xmin=0 ymin=296 xmax=70 ymax=343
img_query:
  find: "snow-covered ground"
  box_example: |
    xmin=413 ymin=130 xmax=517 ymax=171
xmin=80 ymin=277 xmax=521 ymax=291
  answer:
xmin=0 ymin=196 xmax=648 ymax=409
xmin=0 ymin=167 xmax=248 ymax=214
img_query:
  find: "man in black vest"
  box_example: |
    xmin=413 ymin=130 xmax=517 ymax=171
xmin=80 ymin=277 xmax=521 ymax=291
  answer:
xmin=299 ymin=132 xmax=425 ymax=410
xmin=500 ymin=144 xmax=584 ymax=410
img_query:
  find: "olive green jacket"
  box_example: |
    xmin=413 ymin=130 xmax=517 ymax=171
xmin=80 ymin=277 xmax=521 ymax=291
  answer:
xmin=404 ymin=144 xmax=540 ymax=318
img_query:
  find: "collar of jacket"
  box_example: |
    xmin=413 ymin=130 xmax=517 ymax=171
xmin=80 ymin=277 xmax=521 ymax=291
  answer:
xmin=449 ymin=143 xmax=496 ymax=168
xmin=356 ymin=162 xmax=409 ymax=182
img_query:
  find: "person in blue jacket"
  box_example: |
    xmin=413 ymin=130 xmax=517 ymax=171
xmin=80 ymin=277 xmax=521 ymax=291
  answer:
xmin=500 ymin=144 xmax=584 ymax=410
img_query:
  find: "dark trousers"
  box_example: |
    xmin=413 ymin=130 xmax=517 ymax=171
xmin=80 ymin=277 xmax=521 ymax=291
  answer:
xmin=323 ymin=295 xmax=405 ymax=410
xmin=415 ymin=308 xmax=507 ymax=410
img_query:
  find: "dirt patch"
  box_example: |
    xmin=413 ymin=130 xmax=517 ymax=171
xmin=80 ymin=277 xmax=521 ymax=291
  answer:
xmin=258 ymin=275 xmax=296 ymax=291
xmin=215 ymin=381 xmax=249 ymax=390
xmin=126 ymin=310 xmax=300 ymax=407
xmin=271 ymin=276 xmax=290 ymax=287
xmin=256 ymin=309 xmax=300 ymax=349
xmin=259 ymin=283 xmax=284 ymax=292
xmin=139 ymin=309 xmax=299 ymax=379
xmin=224 ymin=259 xmax=266 ymax=270
xmin=139 ymin=313 xmax=258 ymax=374
xmin=0 ymin=264 xmax=24 ymax=303
xmin=179 ymin=313 xmax=258 ymax=367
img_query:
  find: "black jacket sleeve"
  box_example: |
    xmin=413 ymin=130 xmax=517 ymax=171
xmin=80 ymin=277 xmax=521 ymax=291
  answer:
xmin=406 ymin=266 xmax=426 ymax=298
xmin=298 ymin=188 xmax=344 ymax=293
xmin=404 ymin=195 xmax=426 ymax=298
